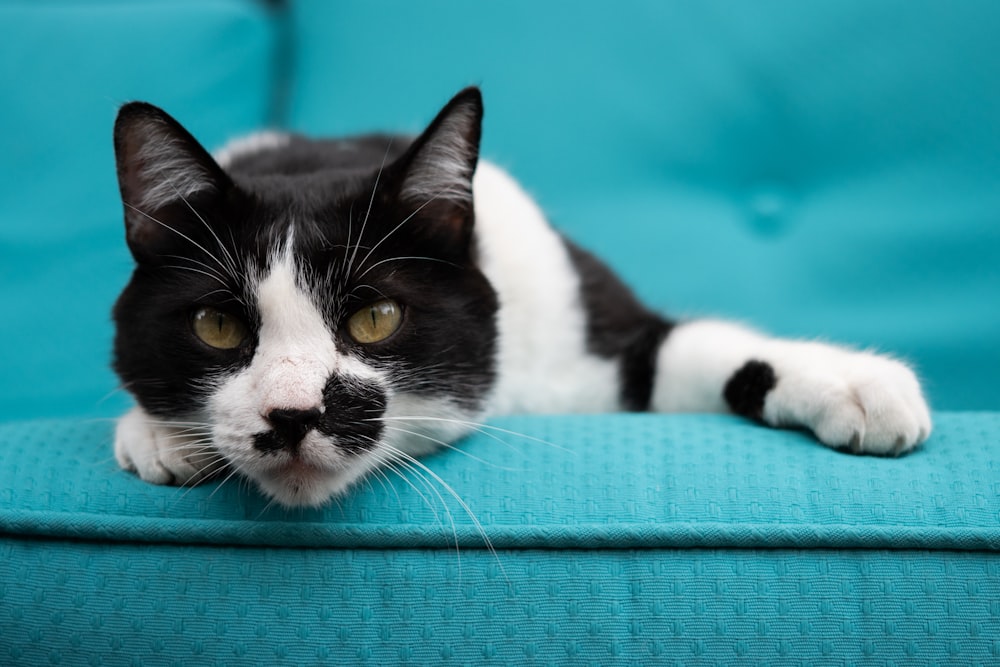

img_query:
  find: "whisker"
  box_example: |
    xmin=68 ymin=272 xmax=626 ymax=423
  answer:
xmin=161 ymin=265 xmax=232 ymax=290
xmin=95 ymin=385 xmax=133 ymax=407
xmin=354 ymin=188 xmax=449 ymax=275
xmin=197 ymin=288 xmax=238 ymax=301
xmin=206 ymin=462 xmax=244 ymax=502
xmin=372 ymin=415 xmax=572 ymax=453
xmin=348 ymin=284 xmax=391 ymax=301
xmin=168 ymin=455 xmax=229 ymax=506
xmin=377 ymin=449 xmax=462 ymax=573
xmin=355 ymin=255 xmax=458 ymax=281
xmin=253 ymin=493 xmax=280 ymax=520
xmin=381 ymin=425 xmax=520 ymax=471
xmin=380 ymin=443 xmax=508 ymax=584
xmin=340 ymin=199 xmax=357 ymax=284
xmin=343 ymin=200 xmax=355 ymax=265
xmin=162 ymin=254 xmax=228 ymax=284
xmin=167 ymin=181 xmax=241 ymax=281
xmin=152 ymin=422 xmax=213 ymax=431
xmin=124 ymin=203 xmax=233 ymax=279
xmin=366 ymin=449 xmax=443 ymax=527
xmin=363 ymin=462 xmax=397 ymax=503
xmin=345 ymin=140 xmax=393 ymax=280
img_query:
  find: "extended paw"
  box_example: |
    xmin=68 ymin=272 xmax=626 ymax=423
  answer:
xmin=114 ymin=406 xmax=221 ymax=485
xmin=761 ymin=346 xmax=932 ymax=456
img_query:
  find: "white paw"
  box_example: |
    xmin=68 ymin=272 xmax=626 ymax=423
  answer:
xmin=114 ymin=406 xmax=221 ymax=485
xmin=764 ymin=344 xmax=932 ymax=456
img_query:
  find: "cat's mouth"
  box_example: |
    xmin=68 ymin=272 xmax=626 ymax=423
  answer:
xmin=237 ymin=436 xmax=371 ymax=508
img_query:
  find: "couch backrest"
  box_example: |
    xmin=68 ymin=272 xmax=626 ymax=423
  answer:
xmin=2 ymin=1 xmax=997 ymax=420
xmin=288 ymin=0 xmax=1000 ymax=410
xmin=0 ymin=0 xmax=283 ymax=420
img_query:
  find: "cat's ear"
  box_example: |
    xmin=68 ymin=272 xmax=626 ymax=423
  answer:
xmin=113 ymin=102 xmax=232 ymax=262
xmin=394 ymin=87 xmax=483 ymax=236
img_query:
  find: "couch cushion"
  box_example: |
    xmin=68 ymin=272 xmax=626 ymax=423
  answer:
xmin=1 ymin=413 xmax=997 ymax=551
xmin=1 ymin=413 xmax=998 ymax=664
xmin=0 ymin=0 xmax=283 ymax=420
xmin=2 ymin=540 xmax=996 ymax=665
xmin=7 ymin=413 xmax=1000 ymax=667
xmin=288 ymin=0 xmax=1000 ymax=409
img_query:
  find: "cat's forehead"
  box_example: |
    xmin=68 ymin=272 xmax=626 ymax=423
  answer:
xmin=220 ymin=133 xmax=429 ymax=261
xmin=210 ymin=188 xmax=349 ymax=277
xmin=226 ymin=133 xmax=409 ymax=228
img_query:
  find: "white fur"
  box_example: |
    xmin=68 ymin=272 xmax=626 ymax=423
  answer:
xmin=117 ymin=156 xmax=933 ymax=506
xmin=114 ymin=233 xmax=481 ymax=506
xmin=652 ymin=320 xmax=932 ymax=454
xmin=206 ymin=239 xmax=481 ymax=505
xmin=114 ymin=404 xmax=217 ymax=486
xmin=207 ymin=242 xmax=372 ymax=506
xmin=472 ymin=162 xmax=621 ymax=415
xmin=213 ymin=131 xmax=290 ymax=169
xmin=652 ymin=320 xmax=766 ymax=414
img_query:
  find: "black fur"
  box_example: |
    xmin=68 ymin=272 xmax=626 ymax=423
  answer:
xmin=562 ymin=239 xmax=674 ymax=411
xmin=113 ymin=88 xmax=497 ymax=453
xmin=723 ymin=360 xmax=777 ymax=421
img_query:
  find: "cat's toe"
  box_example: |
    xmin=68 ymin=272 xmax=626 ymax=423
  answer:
xmin=850 ymin=369 xmax=931 ymax=455
xmin=763 ymin=346 xmax=931 ymax=456
xmin=133 ymin=451 xmax=187 ymax=486
xmin=815 ymin=358 xmax=931 ymax=456
xmin=114 ymin=406 xmax=216 ymax=486
xmin=807 ymin=389 xmax=867 ymax=451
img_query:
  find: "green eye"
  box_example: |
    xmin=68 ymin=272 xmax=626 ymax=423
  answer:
xmin=192 ymin=307 xmax=247 ymax=349
xmin=347 ymin=299 xmax=402 ymax=344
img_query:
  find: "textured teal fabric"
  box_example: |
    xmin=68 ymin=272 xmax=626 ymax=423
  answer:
xmin=1 ymin=414 xmax=999 ymax=665
xmin=289 ymin=0 xmax=1000 ymax=409
xmin=1 ymin=413 xmax=998 ymax=550
xmin=0 ymin=0 xmax=282 ymax=421
xmin=3 ymin=542 xmax=998 ymax=666
xmin=3 ymin=3 xmax=1000 ymax=664
xmin=2 ymin=0 xmax=997 ymax=417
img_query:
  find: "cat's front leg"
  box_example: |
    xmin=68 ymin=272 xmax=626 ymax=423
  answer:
xmin=652 ymin=320 xmax=932 ymax=454
xmin=114 ymin=405 xmax=221 ymax=485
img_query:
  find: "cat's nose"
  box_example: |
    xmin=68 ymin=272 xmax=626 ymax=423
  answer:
xmin=257 ymin=407 xmax=323 ymax=453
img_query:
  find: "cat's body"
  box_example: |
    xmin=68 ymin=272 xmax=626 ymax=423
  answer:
xmin=112 ymin=88 xmax=931 ymax=508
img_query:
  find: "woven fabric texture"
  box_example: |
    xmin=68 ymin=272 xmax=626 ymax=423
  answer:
xmin=1 ymin=413 xmax=997 ymax=550
xmin=2 ymin=541 xmax=998 ymax=666
xmin=0 ymin=0 xmax=280 ymax=422
xmin=2 ymin=414 xmax=998 ymax=665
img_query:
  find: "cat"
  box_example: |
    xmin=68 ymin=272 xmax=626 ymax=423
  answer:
xmin=111 ymin=87 xmax=932 ymax=508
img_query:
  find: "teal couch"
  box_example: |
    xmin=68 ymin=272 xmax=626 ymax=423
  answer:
xmin=2 ymin=1 xmax=998 ymax=664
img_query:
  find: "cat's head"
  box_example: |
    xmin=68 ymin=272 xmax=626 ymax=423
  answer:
xmin=111 ymin=88 xmax=498 ymax=507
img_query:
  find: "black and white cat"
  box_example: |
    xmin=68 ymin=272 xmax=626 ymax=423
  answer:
xmin=112 ymin=87 xmax=931 ymax=508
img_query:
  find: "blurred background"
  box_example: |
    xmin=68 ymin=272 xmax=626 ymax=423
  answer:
xmin=1 ymin=0 xmax=998 ymax=420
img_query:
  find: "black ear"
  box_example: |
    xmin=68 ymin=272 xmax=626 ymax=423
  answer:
xmin=113 ymin=102 xmax=231 ymax=262
xmin=394 ymin=87 xmax=483 ymax=233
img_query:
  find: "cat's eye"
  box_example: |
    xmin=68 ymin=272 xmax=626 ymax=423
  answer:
xmin=192 ymin=307 xmax=248 ymax=350
xmin=347 ymin=299 xmax=402 ymax=344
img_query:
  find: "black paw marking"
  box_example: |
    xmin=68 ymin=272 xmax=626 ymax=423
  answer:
xmin=724 ymin=360 xmax=777 ymax=421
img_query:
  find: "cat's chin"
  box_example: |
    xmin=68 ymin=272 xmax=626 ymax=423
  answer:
xmin=252 ymin=458 xmax=368 ymax=509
